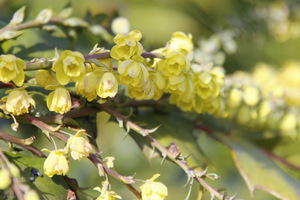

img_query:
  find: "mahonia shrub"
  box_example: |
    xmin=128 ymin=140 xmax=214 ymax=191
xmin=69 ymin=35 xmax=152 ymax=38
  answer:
xmin=1 ymin=2 xmax=300 ymax=200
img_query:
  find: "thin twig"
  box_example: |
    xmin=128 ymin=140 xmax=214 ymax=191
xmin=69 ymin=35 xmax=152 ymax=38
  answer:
xmin=0 ymin=152 xmax=25 ymax=200
xmin=21 ymin=114 xmax=68 ymax=142
xmin=263 ymin=150 xmax=300 ymax=172
xmin=88 ymin=154 xmax=142 ymax=199
xmin=92 ymin=102 xmax=225 ymax=200
xmin=0 ymin=131 xmax=45 ymax=157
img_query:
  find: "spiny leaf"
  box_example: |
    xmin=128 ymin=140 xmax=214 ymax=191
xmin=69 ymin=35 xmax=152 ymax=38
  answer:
xmin=215 ymin=133 xmax=300 ymax=200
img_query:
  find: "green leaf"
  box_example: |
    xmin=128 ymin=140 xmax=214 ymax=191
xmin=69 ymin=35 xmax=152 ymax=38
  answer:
xmin=215 ymin=133 xmax=300 ymax=200
xmin=96 ymin=111 xmax=126 ymax=151
xmin=5 ymin=152 xmax=69 ymax=200
xmin=132 ymin=111 xmax=208 ymax=170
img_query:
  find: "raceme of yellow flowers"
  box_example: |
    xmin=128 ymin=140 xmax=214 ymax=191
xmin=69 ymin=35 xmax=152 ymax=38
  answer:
xmin=221 ymin=61 xmax=300 ymax=139
xmin=0 ymin=30 xmax=225 ymax=118
xmin=2 ymin=26 xmax=300 ymax=200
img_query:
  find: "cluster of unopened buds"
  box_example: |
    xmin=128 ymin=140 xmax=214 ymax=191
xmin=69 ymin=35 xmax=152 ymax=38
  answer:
xmin=221 ymin=61 xmax=300 ymax=139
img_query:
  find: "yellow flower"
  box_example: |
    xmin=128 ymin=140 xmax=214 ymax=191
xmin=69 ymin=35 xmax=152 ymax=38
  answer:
xmin=66 ymin=130 xmax=92 ymax=160
xmin=94 ymin=186 xmax=122 ymax=200
xmin=0 ymin=54 xmax=26 ymax=86
xmin=24 ymin=189 xmax=40 ymax=200
xmin=227 ymin=88 xmax=242 ymax=109
xmin=157 ymin=49 xmax=190 ymax=76
xmin=140 ymin=174 xmax=168 ymax=200
xmin=149 ymin=71 xmax=165 ymax=101
xmin=111 ymin=30 xmax=143 ymax=60
xmin=194 ymin=71 xmax=219 ymax=100
xmin=118 ymin=55 xmax=149 ymax=87
xmin=97 ymin=72 xmax=118 ymax=98
xmin=75 ymin=71 xmax=98 ymax=101
xmin=168 ymin=32 xmax=193 ymax=55
xmin=42 ymin=149 xmax=69 ymax=177
xmin=128 ymin=79 xmax=154 ymax=100
xmin=0 ymin=168 xmax=11 ymax=190
xmin=168 ymin=73 xmax=194 ymax=112
xmin=7 ymin=163 xmax=20 ymax=178
xmin=279 ymin=113 xmax=297 ymax=133
xmin=47 ymin=86 xmax=72 ymax=114
xmin=36 ymin=70 xmax=58 ymax=87
xmin=52 ymin=50 xmax=85 ymax=85
xmin=243 ymin=86 xmax=260 ymax=106
xmin=5 ymin=87 xmax=36 ymax=116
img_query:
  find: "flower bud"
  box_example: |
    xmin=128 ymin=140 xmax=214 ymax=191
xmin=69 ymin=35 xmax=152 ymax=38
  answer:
xmin=47 ymin=86 xmax=71 ymax=114
xmin=24 ymin=189 xmax=40 ymax=200
xmin=0 ymin=168 xmax=11 ymax=189
xmin=36 ymin=70 xmax=58 ymax=87
xmin=7 ymin=163 xmax=20 ymax=178
xmin=243 ymin=86 xmax=260 ymax=106
xmin=75 ymin=72 xmax=98 ymax=101
xmin=97 ymin=72 xmax=118 ymax=99
xmin=279 ymin=113 xmax=297 ymax=133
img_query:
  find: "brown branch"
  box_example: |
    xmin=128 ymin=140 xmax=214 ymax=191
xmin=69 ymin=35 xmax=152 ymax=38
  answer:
xmin=0 ymin=152 xmax=24 ymax=200
xmin=84 ymin=52 xmax=163 ymax=61
xmin=39 ymin=107 xmax=100 ymax=124
xmin=88 ymin=154 xmax=142 ymax=199
xmin=263 ymin=150 xmax=300 ymax=172
xmin=92 ymin=102 xmax=226 ymax=200
xmin=0 ymin=82 xmax=14 ymax=89
xmin=194 ymin=123 xmax=300 ymax=173
xmin=21 ymin=114 xmax=68 ymax=142
xmin=0 ymin=131 xmax=45 ymax=157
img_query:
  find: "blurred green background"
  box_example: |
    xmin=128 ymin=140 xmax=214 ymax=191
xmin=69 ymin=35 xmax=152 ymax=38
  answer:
xmin=1 ymin=0 xmax=300 ymax=199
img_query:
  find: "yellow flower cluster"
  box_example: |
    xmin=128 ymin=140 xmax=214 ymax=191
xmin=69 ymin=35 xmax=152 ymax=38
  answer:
xmin=42 ymin=129 xmax=92 ymax=177
xmin=255 ymin=1 xmax=300 ymax=42
xmin=151 ymin=32 xmax=225 ymax=115
xmin=35 ymin=49 xmax=119 ymax=114
xmin=221 ymin=61 xmax=300 ymax=139
xmin=0 ymin=30 xmax=228 ymax=117
xmin=111 ymin=30 xmax=165 ymax=100
xmin=0 ymin=54 xmax=37 ymax=116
